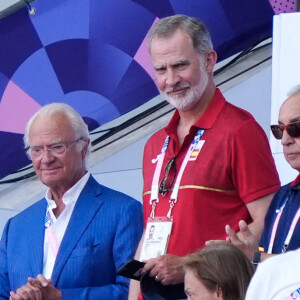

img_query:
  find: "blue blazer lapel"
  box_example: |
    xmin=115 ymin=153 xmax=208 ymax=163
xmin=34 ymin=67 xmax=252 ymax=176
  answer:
xmin=51 ymin=176 xmax=103 ymax=285
xmin=28 ymin=199 xmax=47 ymax=276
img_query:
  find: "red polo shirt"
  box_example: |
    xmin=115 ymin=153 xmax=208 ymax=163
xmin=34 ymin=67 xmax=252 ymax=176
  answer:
xmin=142 ymin=89 xmax=280 ymax=256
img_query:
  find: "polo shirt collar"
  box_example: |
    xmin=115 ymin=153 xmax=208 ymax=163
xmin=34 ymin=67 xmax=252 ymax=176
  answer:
xmin=291 ymin=173 xmax=300 ymax=189
xmin=165 ymin=88 xmax=225 ymax=137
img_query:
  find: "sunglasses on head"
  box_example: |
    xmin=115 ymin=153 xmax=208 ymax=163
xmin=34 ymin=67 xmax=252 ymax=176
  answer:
xmin=270 ymin=121 xmax=300 ymax=140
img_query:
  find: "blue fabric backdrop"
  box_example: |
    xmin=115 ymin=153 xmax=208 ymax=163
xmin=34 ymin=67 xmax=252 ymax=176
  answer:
xmin=0 ymin=0 xmax=274 ymax=179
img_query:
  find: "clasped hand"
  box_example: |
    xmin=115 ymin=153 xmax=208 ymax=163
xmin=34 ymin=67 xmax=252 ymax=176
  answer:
xmin=10 ymin=275 xmax=61 ymax=300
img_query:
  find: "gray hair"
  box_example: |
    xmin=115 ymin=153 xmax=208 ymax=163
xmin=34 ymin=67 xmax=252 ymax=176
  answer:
xmin=147 ymin=14 xmax=213 ymax=55
xmin=24 ymin=103 xmax=91 ymax=159
xmin=287 ymin=85 xmax=300 ymax=98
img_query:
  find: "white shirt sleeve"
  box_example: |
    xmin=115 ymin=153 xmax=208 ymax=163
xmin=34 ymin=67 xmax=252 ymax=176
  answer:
xmin=246 ymin=249 xmax=300 ymax=300
xmin=246 ymin=263 xmax=269 ymax=300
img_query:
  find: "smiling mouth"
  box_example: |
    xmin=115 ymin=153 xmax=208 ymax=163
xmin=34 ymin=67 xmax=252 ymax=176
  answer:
xmin=42 ymin=168 xmax=58 ymax=173
xmin=287 ymin=153 xmax=300 ymax=156
xmin=165 ymin=84 xmax=190 ymax=94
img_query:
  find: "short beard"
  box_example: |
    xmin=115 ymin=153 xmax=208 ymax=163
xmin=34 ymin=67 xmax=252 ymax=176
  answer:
xmin=161 ymin=63 xmax=209 ymax=111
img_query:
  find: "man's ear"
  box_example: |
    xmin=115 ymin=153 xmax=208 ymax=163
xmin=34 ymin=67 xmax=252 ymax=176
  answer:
xmin=205 ymin=50 xmax=218 ymax=73
xmin=81 ymin=138 xmax=90 ymax=158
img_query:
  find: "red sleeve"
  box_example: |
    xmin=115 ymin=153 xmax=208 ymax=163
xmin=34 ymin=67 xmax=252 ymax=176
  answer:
xmin=231 ymin=119 xmax=280 ymax=203
xmin=142 ymin=137 xmax=155 ymax=226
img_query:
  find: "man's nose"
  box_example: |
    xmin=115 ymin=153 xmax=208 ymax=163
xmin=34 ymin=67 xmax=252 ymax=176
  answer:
xmin=281 ymin=129 xmax=293 ymax=146
xmin=40 ymin=148 xmax=55 ymax=162
xmin=165 ymin=69 xmax=180 ymax=87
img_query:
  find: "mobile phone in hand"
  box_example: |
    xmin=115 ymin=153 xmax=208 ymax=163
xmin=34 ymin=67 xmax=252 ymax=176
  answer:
xmin=117 ymin=259 xmax=146 ymax=281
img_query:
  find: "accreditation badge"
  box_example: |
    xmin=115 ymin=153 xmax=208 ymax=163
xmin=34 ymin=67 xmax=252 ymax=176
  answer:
xmin=139 ymin=217 xmax=173 ymax=261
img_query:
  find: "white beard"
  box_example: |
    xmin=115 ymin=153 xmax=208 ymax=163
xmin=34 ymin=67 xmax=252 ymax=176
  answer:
xmin=161 ymin=63 xmax=209 ymax=111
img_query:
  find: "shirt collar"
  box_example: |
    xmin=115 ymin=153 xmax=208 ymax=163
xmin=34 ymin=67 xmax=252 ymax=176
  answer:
xmin=165 ymin=88 xmax=225 ymax=137
xmin=45 ymin=172 xmax=90 ymax=207
xmin=291 ymin=173 xmax=300 ymax=188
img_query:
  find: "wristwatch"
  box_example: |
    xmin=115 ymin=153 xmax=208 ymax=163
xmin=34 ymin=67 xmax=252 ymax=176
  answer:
xmin=252 ymin=251 xmax=261 ymax=265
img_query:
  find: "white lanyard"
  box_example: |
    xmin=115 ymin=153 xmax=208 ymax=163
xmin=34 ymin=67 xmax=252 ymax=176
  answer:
xmin=268 ymin=192 xmax=300 ymax=253
xmin=282 ymin=207 xmax=300 ymax=252
xmin=150 ymin=129 xmax=204 ymax=219
xmin=45 ymin=207 xmax=59 ymax=257
xmin=150 ymin=136 xmax=170 ymax=204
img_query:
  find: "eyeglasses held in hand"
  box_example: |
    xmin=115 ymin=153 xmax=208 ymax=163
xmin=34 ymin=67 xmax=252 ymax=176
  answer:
xmin=25 ymin=138 xmax=83 ymax=160
xmin=270 ymin=122 xmax=300 ymax=140
xmin=159 ymin=157 xmax=177 ymax=196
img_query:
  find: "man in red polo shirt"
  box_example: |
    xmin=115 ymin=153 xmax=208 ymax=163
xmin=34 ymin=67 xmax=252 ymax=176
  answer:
xmin=129 ymin=14 xmax=280 ymax=299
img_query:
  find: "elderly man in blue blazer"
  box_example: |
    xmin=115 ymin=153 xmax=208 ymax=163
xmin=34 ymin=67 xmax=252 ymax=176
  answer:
xmin=0 ymin=103 xmax=143 ymax=300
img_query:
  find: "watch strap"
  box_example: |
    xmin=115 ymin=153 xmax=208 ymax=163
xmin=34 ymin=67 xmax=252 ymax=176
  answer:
xmin=252 ymin=251 xmax=262 ymax=265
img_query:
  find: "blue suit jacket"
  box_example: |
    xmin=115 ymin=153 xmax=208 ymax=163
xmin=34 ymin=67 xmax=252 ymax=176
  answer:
xmin=0 ymin=176 xmax=143 ymax=299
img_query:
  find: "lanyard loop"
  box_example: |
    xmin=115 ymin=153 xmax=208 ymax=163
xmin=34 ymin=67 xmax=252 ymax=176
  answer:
xmin=150 ymin=201 xmax=157 ymax=219
xmin=166 ymin=200 xmax=175 ymax=219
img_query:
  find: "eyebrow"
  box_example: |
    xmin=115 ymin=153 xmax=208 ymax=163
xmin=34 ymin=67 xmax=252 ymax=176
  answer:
xmin=172 ymin=60 xmax=190 ymax=67
xmin=279 ymin=116 xmax=300 ymax=125
xmin=154 ymin=65 xmax=166 ymax=71
xmin=290 ymin=117 xmax=300 ymax=123
xmin=49 ymin=139 xmax=63 ymax=145
xmin=154 ymin=60 xmax=190 ymax=71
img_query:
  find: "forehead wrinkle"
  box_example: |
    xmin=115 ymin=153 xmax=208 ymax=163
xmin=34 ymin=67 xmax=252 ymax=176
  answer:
xmin=30 ymin=138 xmax=63 ymax=148
xmin=30 ymin=112 xmax=76 ymax=142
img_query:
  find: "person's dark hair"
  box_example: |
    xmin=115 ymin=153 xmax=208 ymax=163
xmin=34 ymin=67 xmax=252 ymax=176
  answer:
xmin=147 ymin=14 xmax=213 ymax=55
xmin=184 ymin=243 xmax=254 ymax=300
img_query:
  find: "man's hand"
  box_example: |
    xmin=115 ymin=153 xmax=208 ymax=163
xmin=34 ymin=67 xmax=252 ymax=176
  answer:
xmin=225 ymin=220 xmax=259 ymax=259
xmin=205 ymin=220 xmax=259 ymax=260
xmin=10 ymin=281 xmax=42 ymax=300
xmin=206 ymin=220 xmax=259 ymax=259
xmin=142 ymin=254 xmax=185 ymax=285
xmin=10 ymin=275 xmax=61 ymax=300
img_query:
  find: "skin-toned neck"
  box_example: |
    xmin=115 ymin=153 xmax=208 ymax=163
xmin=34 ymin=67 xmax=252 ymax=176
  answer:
xmin=49 ymin=169 xmax=87 ymax=218
xmin=52 ymin=199 xmax=65 ymax=218
xmin=177 ymin=80 xmax=216 ymax=146
xmin=48 ymin=188 xmax=66 ymax=218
